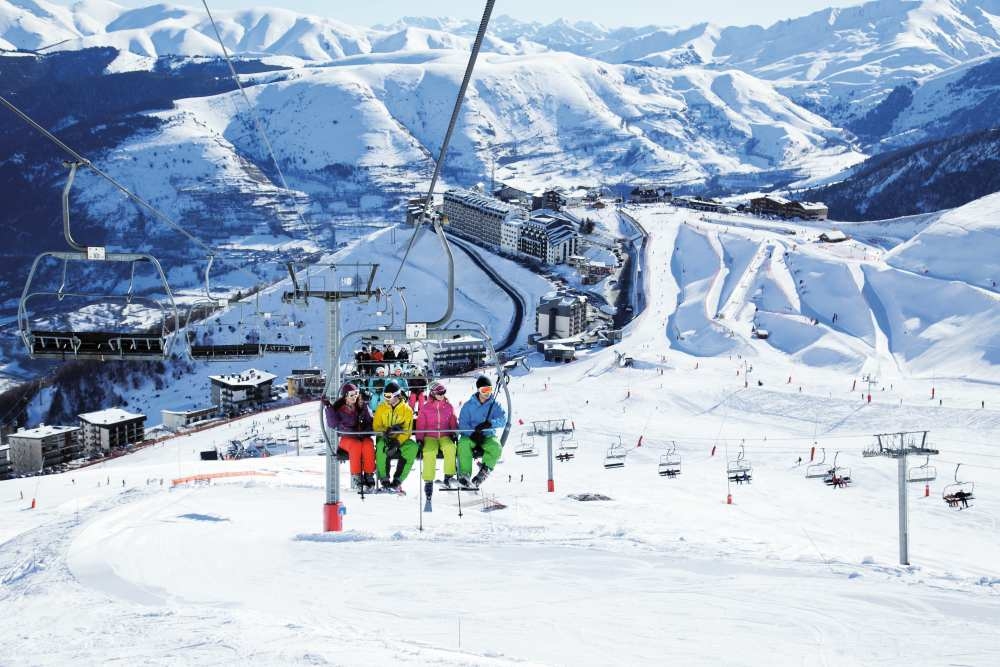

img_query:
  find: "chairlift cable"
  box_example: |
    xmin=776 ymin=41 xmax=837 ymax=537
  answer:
xmin=0 ymin=93 xmax=214 ymax=257
xmin=200 ymin=0 xmax=323 ymax=253
xmin=388 ymin=0 xmax=496 ymax=292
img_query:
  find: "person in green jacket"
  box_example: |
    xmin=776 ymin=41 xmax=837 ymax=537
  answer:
xmin=372 ymin=381 xmax=418 ymax=491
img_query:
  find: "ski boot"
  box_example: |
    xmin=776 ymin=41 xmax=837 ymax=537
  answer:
xmin=350 ymin=474 xmax=362 ymax=491
xmin=423 ymin=481 xmax=434 ymax=512
xmin=389 ymin=477 xmax=406 ymax=495
xmin=470 ymin=466 xmax=491 ymax=489
xmin=378 ymin=478 xmax=393 ymax=493
xmin=457 ymin=475 xmax=472 ymax=489
xmin=439 ymin=475 xmax=456 ymax=490
xmin=362 ymin=473 xmax=377 ymax=494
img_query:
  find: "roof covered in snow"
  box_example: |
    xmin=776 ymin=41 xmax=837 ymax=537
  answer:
xmin=9 ymin=424 xmax=80 ymax=440
xmin=78 ymin=408 xmax=146 ymax=426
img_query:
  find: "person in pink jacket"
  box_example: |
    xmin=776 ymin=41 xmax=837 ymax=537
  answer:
xmin=415 ymin=381 xmax=458 ymax=502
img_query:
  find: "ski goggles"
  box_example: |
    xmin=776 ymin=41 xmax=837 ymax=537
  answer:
xmin=383 ymin=390 xmax=400 ymax=399
xmin=478 ymin=386 xmax=493 ymax=396
xmin=345 ymin=390 xmax=360 ymax=397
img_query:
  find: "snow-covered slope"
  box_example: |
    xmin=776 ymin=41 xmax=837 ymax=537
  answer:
xmin=3 ymin=201 xmax=999 ymax=665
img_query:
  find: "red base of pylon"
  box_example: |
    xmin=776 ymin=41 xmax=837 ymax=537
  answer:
xmin=547 ymin=479 xmax=555 ymax=493
xmin=726 ymin=494 xmax=733 ymax=505
xmin=30 ymin=498 xmax=36 ymax=509
xmin=323 ymin=502 xmax=344 ymax=532
xmin=924 ymin=484 xmax=930 ymax=498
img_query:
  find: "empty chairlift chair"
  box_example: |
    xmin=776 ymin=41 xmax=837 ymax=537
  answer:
xmin=907 ymin=455 xmax=937 ymax=483
xmin=19 ymin=162 xmax=179 ymax=361
xmin=515 ymin=433 xmax=539 ymax=457
xmin=658 ymin=441 xmax=681 ymax=477
xmin=604 ymin=437 xmax=627 ymax=469
xmin=942 ymin=463 xmax=974 ymax=509
xmin=187 ymin=270 xmax=311 ymax=362
xmin=727 ymin=444 xmax=752 ymax=484
xmin=806 ymin=447 xmax=829 ymax=479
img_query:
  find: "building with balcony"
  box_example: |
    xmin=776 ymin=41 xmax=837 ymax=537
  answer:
xmin=536 ymin=292 xmax=588 ymax=340
xmin=161 ymin=405 xmax=219 ymax=431
xmin=443 ymin=189 xmax=526 ymax=250
xmin=210 ymin=369 xmax=277 ymax=416
xmin=520 ymin=210 xmax=580 ymax=265
xmin=7 ymin=424 xmax=83 ymax=474
xmin=287 ymin=369 xmax=326 ymax=399
xmin=79 ymin=409 xmax=146 ymax=456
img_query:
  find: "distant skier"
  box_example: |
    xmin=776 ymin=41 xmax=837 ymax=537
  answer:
xmin=373 ymin=382 xmax=418 ymax=491
xmin=324 ymin=382 xmax=376 ymax=493
xmin=457 ymin=376 xmax=507 ymax=489
xmin=415 ymin=381 xmax=458 ymax=503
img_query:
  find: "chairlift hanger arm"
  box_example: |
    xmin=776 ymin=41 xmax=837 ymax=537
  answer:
xmin=388 ymin=0 xmax=495 ymax=327
xmin=0 ymin=93 xmax=214 ymax=257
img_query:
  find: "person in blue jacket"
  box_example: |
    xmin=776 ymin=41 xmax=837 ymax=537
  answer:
xmin=457 ymin=375 xmax=507 ymax=488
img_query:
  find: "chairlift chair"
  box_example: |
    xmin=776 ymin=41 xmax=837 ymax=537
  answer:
xmin=558 ymin=432 xmax=579 ymax=452
xmin=187 ymin=269 xmax=311 ymax=361
xmin=19 ymin=161 xmax=179 ymax=361
xmin=604 ymin=437 xmax=627 ymax=469
xmin=658 ymin=441 xmax=681 ymax=477
xmin=806 ymin=447 xmax=829 ymax=479
xmin=515 ymin=433 xmax=539 ymax=457
xmin=727 ymin=443 xmax=752 ymax=484
xmin=823 ymin=451 xmax=851 ymax=487
xmin=942 ymin=463 xmax=974 ymax=509
xmin=907 ymin=455 xmax=937 ymax=483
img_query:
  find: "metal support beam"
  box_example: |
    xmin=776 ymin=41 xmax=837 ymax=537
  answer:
xmin=898 ymin=453 xmax=909 ymax=565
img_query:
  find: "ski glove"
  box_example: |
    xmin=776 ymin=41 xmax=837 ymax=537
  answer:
xmin=475 ymin=420 xmax=493 ymax=430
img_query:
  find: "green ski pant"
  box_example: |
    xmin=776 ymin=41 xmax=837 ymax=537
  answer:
xmin=457 ymin=435 xmax=502 ymax=476
xmin=421 ymin=436 xmax=457 ymax=481
xmin=376 ymin=437 xmax=418 ymax=482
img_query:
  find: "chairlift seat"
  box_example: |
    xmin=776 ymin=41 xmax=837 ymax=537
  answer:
xmin=27 ymin=330 xmax=167 ymax=360
xmin=604 ymin=446 xmax=626 ymax=469
xmin=190 ymin=343 xmax=264 ymax=360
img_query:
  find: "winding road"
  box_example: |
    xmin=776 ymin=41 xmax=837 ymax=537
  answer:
xmin=447 ymin=235 xmax=526 ymax=352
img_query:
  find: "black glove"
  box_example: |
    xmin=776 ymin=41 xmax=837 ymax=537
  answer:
xmin=475 ymin=420 xmax=492 ymax=430
xmin=385 ymin=425 xmax=403 ymax=436
xmin=360 ymin=389 xmax=372 ymax=401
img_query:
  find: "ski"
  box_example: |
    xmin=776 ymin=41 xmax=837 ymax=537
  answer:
xmin=437 ymin=486 xmax=480 ymax=493
xmin=423 ymin=498 xmax=433 ymax=512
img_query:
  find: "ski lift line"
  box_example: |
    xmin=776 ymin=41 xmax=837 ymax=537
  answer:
xmin=388 ymin=0 xmax=495 ymax=294
xmin=0 ymin=94 xmax=214 ymax=257
xmin=199 ymin=0 xmax=322 ymax=252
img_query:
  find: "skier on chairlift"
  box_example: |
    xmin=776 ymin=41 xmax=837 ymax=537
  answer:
xmin=457 ymin=375 xmax=507 ymax=489
xmin=416 ymin=381 xmax=458 ymax=504
xmin=372 ymin=381 xmax=418 ymax=492
xmin=323 ymin=382 xmax=376 ymax=493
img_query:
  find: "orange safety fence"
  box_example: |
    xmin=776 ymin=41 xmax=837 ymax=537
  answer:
xmin=171 ymin=471 xmax=278 ymax=487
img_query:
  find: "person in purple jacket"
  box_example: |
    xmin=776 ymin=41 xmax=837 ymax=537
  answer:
xmin=323 ymin=382 xmax=375 ymax=493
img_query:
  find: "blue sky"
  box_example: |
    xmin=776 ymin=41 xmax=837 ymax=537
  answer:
xmin=72 ymin=1 xmax=866 ymax=29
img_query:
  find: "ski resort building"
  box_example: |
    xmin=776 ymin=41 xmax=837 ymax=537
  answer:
xmin=210 ymin=369 xmax=277 ymax=416
xmin=630 ymin=185 xmax=672 ymax=203
xmin=287 ymin=369 xmax=326 ymax=398
xmin=161 ymin=405 xmax=219 ymax=431
xmin=750 ymin=196 xmax=829 ymax=221
xmin=519 ymin=210 xmax=580 ymax=265
xmin=425 ymin=337 xmax=488 ymax=376
xmin=536 ymin=292 xmax=588 ymax=340
xmin=443 ymin=189 xmax=527 ymax=250
xmin=0 ymin=445 xmax=11 ymax=480
xmin=78 ymin=409 xmax=147 ymax=455
xmin=6 ymin=424 xmax=83 ymax=474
